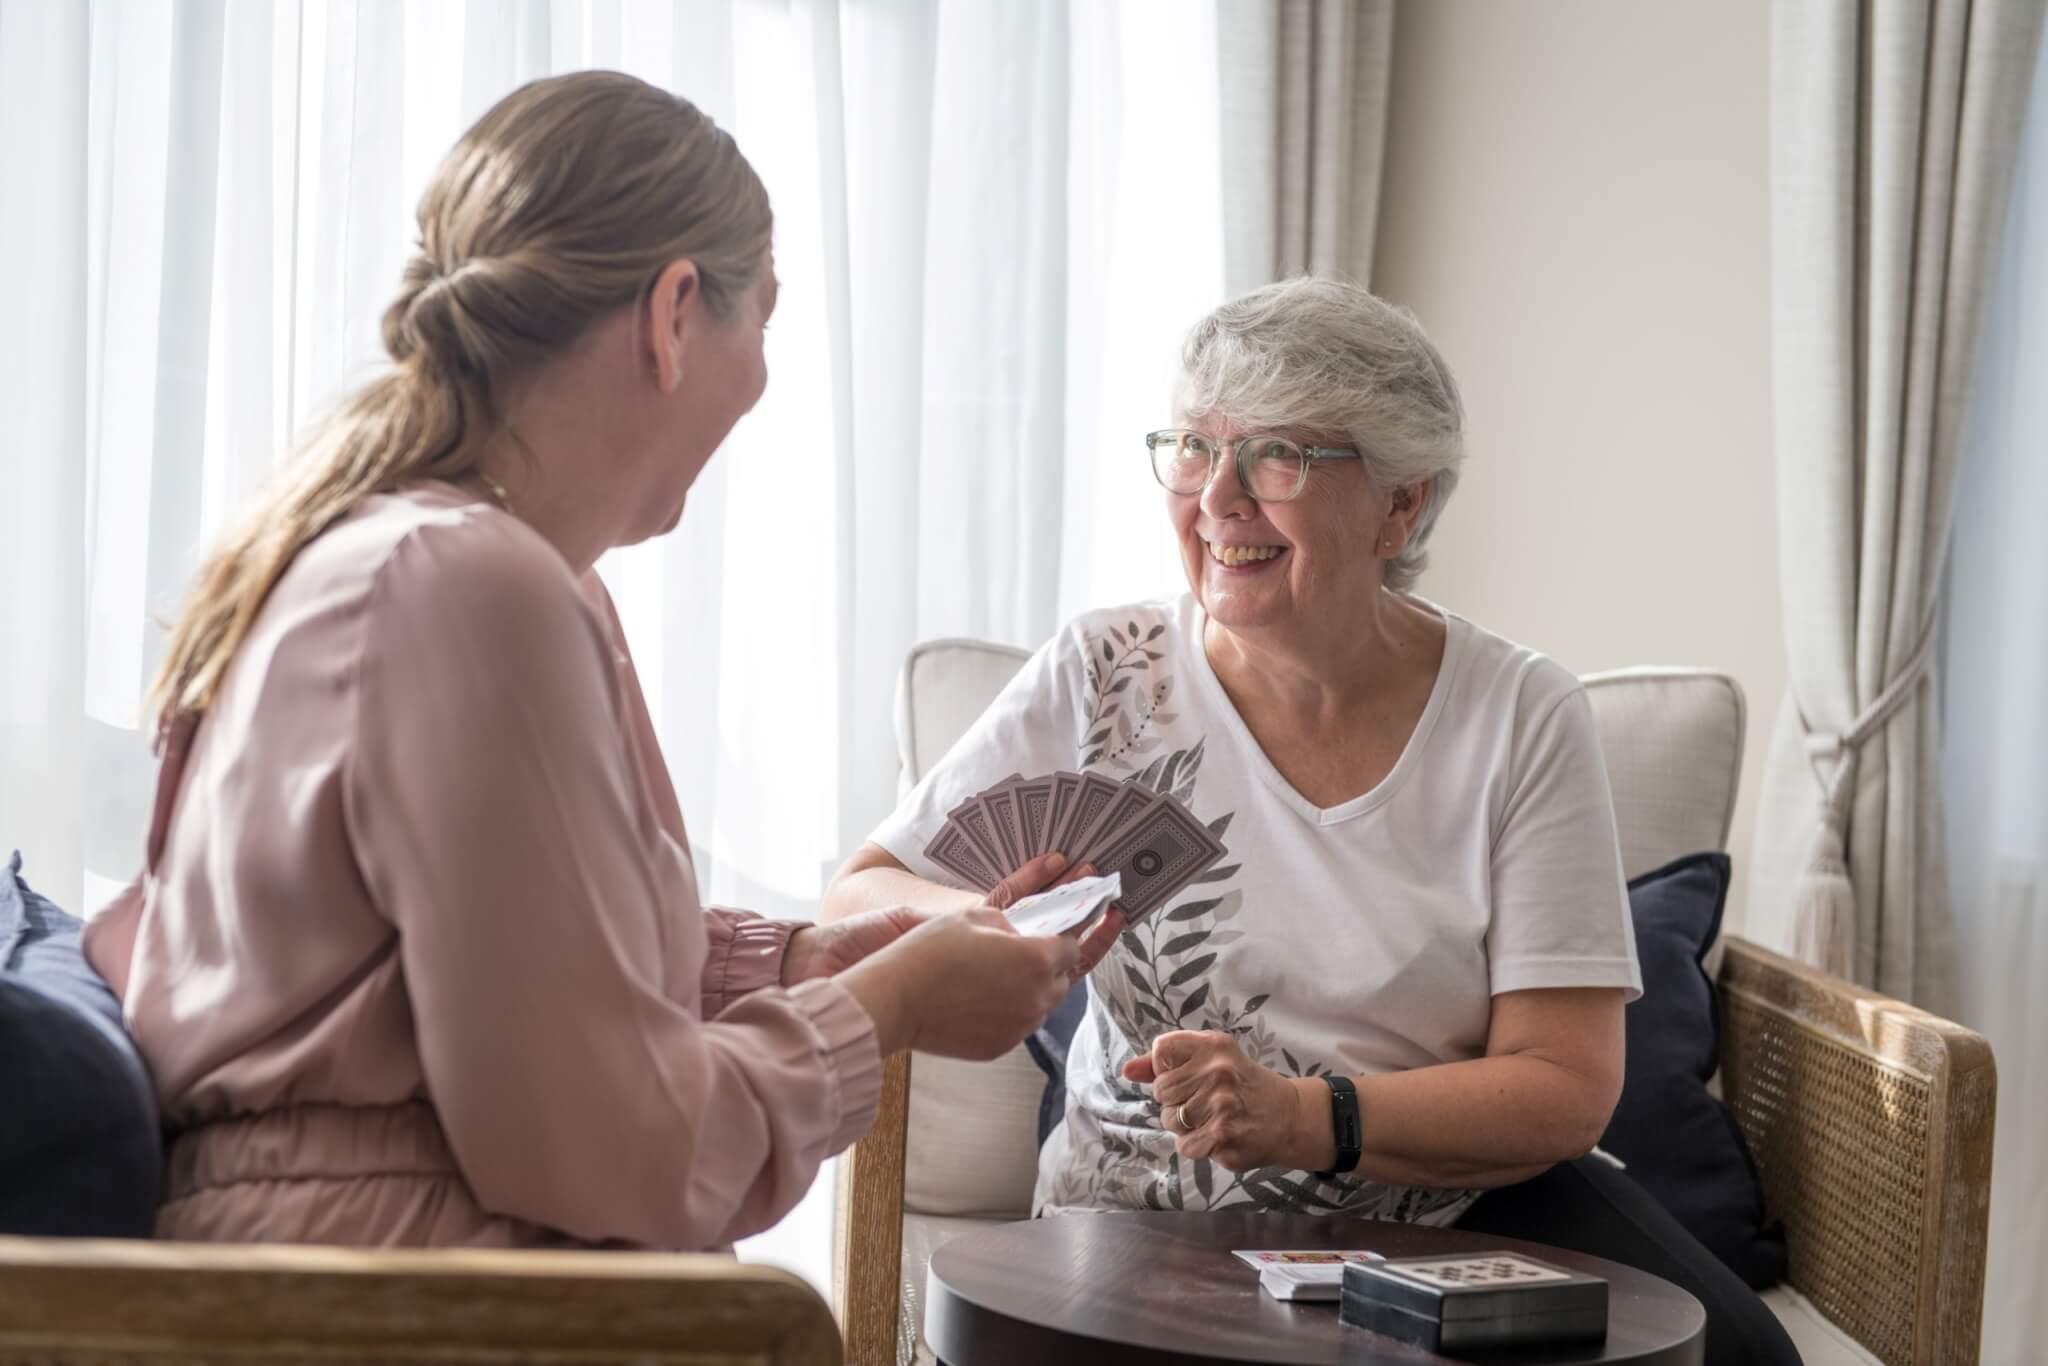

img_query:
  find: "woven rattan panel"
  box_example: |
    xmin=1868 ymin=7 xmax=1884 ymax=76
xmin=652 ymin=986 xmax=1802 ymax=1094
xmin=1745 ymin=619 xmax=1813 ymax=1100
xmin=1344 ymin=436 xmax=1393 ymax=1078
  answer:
xmin=1722 ymin=991 xmax=1929 ymax=1366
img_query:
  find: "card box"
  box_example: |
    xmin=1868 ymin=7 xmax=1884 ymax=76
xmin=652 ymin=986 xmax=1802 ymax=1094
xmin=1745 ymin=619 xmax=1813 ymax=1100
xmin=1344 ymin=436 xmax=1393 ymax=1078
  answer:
xmin=1339 ymin=1253 xmax=1607 ymax=1352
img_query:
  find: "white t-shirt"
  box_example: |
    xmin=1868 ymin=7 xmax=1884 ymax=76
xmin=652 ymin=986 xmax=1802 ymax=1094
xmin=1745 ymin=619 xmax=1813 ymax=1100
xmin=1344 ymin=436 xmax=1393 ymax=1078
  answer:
xmin=869 ymin=593 xmax=1640 ymax=1225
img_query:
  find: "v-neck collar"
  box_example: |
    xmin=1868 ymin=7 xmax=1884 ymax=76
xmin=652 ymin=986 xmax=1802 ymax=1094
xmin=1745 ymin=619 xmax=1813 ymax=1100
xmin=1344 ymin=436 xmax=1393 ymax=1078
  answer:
xmin=1184 ymin=595 xmax=1466 ymax=828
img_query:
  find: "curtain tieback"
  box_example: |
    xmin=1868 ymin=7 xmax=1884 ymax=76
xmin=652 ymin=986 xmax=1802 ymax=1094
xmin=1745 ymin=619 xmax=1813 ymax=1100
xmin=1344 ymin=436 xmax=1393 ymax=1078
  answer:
xmin=1791 ymin=611 xmax=1939 ymax=977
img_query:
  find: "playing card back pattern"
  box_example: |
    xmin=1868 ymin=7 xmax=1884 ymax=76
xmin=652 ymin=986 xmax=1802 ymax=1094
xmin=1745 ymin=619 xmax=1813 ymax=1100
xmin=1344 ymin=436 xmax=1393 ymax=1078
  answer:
xmin=923 ymin=770 xmax=1222 ymax=925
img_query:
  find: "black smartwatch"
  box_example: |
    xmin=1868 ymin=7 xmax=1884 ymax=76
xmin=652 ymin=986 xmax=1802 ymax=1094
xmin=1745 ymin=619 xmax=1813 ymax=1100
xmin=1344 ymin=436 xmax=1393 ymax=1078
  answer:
xmin=1315 ymin=1075 xmax=1362 ymax=1179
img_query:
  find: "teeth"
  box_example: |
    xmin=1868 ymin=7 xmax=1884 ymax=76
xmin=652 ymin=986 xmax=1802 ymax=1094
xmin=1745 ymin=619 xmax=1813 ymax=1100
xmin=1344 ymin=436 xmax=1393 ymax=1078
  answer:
xmin=1206 ymin=542 xmax=1283 ymax=566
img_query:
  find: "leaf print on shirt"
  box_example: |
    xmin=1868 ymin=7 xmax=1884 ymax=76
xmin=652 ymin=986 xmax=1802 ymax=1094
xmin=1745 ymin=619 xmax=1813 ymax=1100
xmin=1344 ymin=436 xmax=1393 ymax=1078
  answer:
xmin=1079 ymin=621 xmax=1175 ymax=771
xmin=1072 ymin=624 xmax=1261 ymax=1213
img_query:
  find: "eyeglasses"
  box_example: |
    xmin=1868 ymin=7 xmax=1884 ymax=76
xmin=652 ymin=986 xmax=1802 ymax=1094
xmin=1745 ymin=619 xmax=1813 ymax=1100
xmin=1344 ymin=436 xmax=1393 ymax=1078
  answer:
xmin=1145 ymin=429 xmax=1361 ymax=503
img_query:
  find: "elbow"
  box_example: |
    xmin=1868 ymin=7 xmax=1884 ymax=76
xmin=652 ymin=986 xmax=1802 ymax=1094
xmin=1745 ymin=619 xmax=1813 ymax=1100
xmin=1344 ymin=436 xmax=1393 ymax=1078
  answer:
xmin=822 ymin=841 xmax=911 ymax=923
xmin=1523 ymin=1121 xmax=1603 ymax=1171
xmin=1555 ymin=1075 xmax=1623 ymax=1162
xmin=1554 ymin=1118 xmax=1606 ymax=1164
xmin=1513 ymin=1060 xmax=1621 ymax=1167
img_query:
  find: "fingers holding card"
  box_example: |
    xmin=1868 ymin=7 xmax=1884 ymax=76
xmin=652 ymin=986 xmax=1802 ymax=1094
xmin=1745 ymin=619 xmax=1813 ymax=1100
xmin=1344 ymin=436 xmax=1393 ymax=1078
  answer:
xmin=1003 ymin=872 xmax=1122 ymax=937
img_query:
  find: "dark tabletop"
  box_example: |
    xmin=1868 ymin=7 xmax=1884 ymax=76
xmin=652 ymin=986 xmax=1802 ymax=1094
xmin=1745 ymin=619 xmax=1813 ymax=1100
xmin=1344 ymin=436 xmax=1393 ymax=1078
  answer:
xmin=925 ymin=1210 xmax=1706 ymax=1366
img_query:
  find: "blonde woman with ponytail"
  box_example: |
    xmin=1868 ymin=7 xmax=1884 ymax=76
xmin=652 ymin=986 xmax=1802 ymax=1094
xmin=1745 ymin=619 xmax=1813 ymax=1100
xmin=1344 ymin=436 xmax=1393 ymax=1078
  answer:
xmin=84 ymin=72 xmax=1119 ymax=1250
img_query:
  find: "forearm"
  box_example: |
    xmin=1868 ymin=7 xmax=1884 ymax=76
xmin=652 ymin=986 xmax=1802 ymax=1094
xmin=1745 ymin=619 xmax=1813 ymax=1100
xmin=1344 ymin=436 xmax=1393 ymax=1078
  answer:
xmin=821 ymin=863 xmax=978 ymax=923
xmin=1288 ymin=1054 xmax=1613 ymax=1189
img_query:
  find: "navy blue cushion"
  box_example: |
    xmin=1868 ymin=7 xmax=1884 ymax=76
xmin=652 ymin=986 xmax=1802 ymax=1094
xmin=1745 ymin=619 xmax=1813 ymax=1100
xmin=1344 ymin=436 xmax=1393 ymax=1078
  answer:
xmin=1600 ymin=852 xmax=1787 ymax=1290
xmin=1022 ymin=979 xmax=1089 ymax=1145
xmin=0 ymin=852 xmax=163 ymax=1236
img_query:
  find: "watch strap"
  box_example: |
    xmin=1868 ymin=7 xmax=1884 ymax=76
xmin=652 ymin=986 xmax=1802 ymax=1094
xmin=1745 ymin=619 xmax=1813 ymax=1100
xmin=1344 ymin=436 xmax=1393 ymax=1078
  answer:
xmin=1315 ymin=1074 xmax=1362 ymax=1179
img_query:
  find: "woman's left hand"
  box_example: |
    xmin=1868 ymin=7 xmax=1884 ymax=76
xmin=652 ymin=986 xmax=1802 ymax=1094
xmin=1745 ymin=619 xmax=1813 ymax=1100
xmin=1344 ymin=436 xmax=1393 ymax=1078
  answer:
xmin=1123 ymin=1030 xmax=1327 ymax=1174
xmin=782 ymin=906 xmax=931 ymax=985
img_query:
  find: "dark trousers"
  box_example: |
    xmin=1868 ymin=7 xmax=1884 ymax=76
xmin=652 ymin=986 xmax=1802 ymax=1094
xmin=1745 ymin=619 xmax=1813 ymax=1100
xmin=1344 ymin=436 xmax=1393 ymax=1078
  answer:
xmin=1460 ymin=1157 xmax=1802 ymax=1366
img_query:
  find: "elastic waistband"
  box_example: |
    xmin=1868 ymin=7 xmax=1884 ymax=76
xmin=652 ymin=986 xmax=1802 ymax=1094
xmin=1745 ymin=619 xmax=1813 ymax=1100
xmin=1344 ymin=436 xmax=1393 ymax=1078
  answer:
xmin=167 ymin=1100 xmax=458 ymax=1197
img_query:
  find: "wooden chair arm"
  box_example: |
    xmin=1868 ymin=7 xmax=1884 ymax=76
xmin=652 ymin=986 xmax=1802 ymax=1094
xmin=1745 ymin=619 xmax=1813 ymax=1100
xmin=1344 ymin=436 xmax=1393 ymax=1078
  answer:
xmin=0 ymin=1236 xmax=839 ymax=1364
xmin=835 ymin=1050 xmax=912 ymax=1366
xmin=1716 ymin=935 xmax=1996 ymax=1366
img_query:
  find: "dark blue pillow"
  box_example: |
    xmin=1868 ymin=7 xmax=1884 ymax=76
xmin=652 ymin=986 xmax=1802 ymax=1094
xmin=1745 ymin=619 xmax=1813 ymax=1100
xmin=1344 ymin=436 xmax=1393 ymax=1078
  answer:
xmin=0 ymin=852 xmax=163 ymax=1236
xmin=1600 ymin=851 xmax=1787 ymax=1290
xmin=1021 ymin=979 xmax=1088 ymax=1145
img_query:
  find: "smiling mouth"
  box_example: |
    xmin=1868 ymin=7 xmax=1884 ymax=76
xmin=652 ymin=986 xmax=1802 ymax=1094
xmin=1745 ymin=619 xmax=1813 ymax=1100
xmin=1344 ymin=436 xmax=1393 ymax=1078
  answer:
xmin=1204 ymin=539 xmax=1287 ymax=568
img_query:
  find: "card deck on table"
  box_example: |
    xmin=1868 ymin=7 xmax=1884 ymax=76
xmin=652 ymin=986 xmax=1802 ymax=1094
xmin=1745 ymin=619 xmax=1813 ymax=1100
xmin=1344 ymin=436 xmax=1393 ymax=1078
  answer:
xmin=1339 ymin=1253 xmax=1608 ymax=1353
xmin=1232 ymin=1250 xmax=1385 ymax=1269
xmin=1232 ymin=1250 xmax=1386 ymax=1303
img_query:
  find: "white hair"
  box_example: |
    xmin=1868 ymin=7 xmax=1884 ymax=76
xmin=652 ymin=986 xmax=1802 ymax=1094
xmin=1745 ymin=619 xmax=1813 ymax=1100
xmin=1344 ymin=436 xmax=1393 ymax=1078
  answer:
xmin=1176 ymin=277 xmax=1466 ymax=593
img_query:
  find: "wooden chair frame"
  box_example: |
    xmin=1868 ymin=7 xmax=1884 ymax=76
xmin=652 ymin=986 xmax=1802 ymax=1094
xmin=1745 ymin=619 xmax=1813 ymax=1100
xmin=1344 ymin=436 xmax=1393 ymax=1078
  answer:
xmin=0 ymin=1237 xmax=841 ymax=1364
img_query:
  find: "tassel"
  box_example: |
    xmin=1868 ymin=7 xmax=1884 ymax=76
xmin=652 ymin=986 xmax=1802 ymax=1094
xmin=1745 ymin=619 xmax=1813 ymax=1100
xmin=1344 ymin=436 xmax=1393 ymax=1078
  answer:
xmin=1790 ymin=745 xmax=1859 ymax=980
xmin=1791 ymin=863 xmax=1856 ymax=979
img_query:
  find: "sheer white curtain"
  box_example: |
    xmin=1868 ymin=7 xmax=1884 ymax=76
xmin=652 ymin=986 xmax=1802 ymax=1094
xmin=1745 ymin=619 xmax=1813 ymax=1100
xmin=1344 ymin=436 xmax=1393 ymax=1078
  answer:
xmin=0 ymin=0 xmax=1231 ymax=1288
xmin=1942 ymin=21 xmax=2048 ymax=1350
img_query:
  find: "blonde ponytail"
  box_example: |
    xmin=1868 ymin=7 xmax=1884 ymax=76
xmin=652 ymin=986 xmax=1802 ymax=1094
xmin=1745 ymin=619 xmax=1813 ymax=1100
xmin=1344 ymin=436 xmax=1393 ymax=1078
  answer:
xmin=149 ymin=71 xmax=771 ymax=728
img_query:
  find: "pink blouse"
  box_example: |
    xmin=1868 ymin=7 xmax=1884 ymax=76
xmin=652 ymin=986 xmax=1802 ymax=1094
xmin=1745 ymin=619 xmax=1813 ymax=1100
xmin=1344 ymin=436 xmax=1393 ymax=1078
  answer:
xmin=85 ymin=482 xmax=880 ymax=1249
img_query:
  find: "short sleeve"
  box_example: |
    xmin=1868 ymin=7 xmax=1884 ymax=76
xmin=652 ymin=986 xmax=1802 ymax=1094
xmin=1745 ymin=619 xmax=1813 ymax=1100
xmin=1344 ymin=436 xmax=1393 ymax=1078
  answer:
xmin=867 ymin=626 xmax=1092 ymax=885
xmin=1485 ymin=684 xmax=1642 ymax=1000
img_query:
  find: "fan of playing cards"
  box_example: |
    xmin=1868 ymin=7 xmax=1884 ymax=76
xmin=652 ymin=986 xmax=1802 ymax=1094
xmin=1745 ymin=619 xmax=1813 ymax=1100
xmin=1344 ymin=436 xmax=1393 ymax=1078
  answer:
xmin=925 ymin=770 xmax=1227 ymax=927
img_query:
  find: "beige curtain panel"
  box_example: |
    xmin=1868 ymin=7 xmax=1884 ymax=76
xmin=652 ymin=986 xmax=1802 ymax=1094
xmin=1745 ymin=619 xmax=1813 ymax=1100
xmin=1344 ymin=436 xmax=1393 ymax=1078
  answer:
xmin=1753 ymin=0 xmax=2046 ymax=1008
xmin=1217 ymin=0 xmax=1392 ymax=293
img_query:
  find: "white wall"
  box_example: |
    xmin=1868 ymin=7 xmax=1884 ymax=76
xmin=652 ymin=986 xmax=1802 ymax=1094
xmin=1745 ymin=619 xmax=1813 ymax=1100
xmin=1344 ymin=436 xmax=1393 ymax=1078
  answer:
xmin=1373 ymin=0 xmax=1781 ymax=927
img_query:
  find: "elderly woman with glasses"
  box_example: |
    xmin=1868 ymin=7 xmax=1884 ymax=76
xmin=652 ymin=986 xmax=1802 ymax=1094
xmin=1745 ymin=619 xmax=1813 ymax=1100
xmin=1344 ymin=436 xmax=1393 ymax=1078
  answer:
xmin=825 ymin=278 xmax=1798 ymax=1366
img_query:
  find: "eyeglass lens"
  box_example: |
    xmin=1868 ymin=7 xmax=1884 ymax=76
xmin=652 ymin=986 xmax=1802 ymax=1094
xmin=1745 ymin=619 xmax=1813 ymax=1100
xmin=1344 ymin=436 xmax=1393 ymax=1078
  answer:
xmin=1150 ymin=433 xmax=1306 ymax=501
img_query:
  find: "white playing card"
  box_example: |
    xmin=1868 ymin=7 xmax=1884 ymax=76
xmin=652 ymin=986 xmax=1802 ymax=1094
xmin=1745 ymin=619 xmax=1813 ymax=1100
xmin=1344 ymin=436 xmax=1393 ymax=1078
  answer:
xmin=1233 ymin=1250 xmax=1386 ymax=1269
xmin=1258 ymin=1264 xmax=1346 ymax=1301
xmin=1004 ymin=872 xmax=1122 ymax=937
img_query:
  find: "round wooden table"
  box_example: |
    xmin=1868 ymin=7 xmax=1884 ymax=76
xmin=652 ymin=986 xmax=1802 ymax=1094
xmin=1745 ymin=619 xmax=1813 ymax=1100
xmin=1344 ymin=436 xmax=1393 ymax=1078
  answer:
xmin=925 ymin=1211 xmax=1705 ymax=1366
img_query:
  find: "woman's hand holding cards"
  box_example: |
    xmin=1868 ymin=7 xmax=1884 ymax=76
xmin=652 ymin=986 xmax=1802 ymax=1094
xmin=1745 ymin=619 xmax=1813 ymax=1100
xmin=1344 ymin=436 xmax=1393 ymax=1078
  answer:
xmin=990 ymin=850 xmax=1127 ymax=972
xmin=833 ymin=852 xmax=1122 ymax=1062
xmin=838 ymin=911 xmax=1076 ymax=1060
xmin=781 ymin=904 xmax=932 ymax=985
